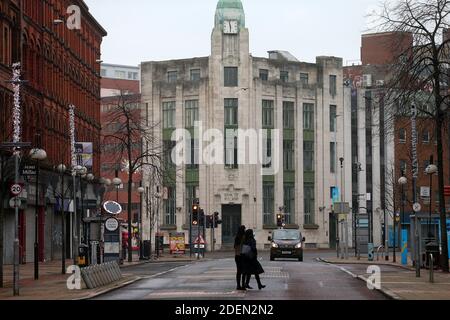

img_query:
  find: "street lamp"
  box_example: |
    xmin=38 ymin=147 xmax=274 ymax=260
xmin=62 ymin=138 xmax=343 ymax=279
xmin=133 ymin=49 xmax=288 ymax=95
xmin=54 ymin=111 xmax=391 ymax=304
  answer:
xmin=112 ymin=177 xmax=122 ymax=202
xmin=56 ymin=164 xmax=67 ymax=275
xmin=29 ymin=147 xmax=47 ymax=280
xmin=425 ymin=162 xmax=438 ymax=239
xmin=398 ymin=173 xmax=408 ymax=264
xmin=137 ymin=186 xmax=145 ymax=260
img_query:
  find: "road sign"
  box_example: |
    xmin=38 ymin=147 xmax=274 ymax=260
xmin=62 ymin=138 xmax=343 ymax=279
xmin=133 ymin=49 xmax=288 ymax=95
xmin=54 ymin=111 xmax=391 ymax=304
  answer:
xmin=21 ymin=164 xmax=36 ymax=176
xmin=10 ymin=184 xmax=22 ymax=196
xmin=334 ymin=202 xmax=350 ymax=214
xmin=413 ymin=203 xmax=422 ymax=213
xmin=105 ymin=218 xmax=119 ymax=232
xmin=194 ymin=235 xmax=206 ymax=245
xmin=9 ymin=197 xmax=21 ymax=209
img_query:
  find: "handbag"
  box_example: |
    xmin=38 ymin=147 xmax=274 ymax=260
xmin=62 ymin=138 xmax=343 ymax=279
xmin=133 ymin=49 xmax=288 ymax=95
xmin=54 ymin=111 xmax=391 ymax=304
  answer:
xmin=241 ymin=244 xmax=254 ymax=258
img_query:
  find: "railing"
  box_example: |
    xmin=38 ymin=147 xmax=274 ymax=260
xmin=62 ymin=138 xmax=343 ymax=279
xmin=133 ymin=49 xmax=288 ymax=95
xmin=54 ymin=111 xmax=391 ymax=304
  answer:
xmin=376 ymin=245 xmax=384 ymax=261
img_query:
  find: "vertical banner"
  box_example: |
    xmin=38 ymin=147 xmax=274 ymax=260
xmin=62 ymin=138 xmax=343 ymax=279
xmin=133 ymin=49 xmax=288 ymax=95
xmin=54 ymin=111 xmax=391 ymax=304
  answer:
xmin=402 ymin=229 xmax=408 ymax=265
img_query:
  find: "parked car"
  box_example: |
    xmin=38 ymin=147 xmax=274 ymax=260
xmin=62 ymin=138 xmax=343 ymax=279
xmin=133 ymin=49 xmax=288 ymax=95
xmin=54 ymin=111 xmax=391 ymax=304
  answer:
xmin=269 ymin=229 xmax=305 ymax=262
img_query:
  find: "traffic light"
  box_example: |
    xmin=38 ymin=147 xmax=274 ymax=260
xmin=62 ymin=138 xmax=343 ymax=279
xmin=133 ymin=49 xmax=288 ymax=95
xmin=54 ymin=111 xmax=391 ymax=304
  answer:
xmin=214 ymin=212 xmax=222 ymax=228
xmin=192 ymin=203 xmax=199 ymax=225
xmin=199 ymin=209 xmax=205 ymax=226
xmin=445 ymin=186 xmax=450 ymax=197
xmin=277 ymin=214 xmax=284 ymax=227
xmin=206 ymin=215 xmax=213 ymax=228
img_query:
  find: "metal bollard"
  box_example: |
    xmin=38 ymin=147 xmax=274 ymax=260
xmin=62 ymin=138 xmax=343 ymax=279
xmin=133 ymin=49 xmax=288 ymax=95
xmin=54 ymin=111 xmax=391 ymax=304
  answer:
xmin=429 ymin=253 xmax=434 ymax=284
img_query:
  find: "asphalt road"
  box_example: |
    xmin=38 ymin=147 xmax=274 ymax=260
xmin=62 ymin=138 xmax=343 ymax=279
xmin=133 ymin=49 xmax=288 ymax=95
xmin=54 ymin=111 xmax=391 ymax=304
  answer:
xmin=94 ymin=251 xmax=387 ymax=300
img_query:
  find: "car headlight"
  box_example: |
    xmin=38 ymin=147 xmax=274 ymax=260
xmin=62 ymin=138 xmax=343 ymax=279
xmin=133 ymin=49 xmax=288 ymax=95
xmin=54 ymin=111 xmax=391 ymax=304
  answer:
xmin=295 ymin=243 xmax=302 ymax=249
xmin=272 ymin=243 xmax=279 ymax=248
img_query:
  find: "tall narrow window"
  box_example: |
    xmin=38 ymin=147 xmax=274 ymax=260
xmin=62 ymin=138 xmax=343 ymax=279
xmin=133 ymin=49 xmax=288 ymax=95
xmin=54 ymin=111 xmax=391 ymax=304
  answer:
xmin=262 ymin=138 xmax=272 ymax=169
xmin=186 ymin=138 xmax=199 ymax=169
xmin=283 ymin=101 xmax=295 ymax=129
xmin=304 ymin=184 xmax=315 ymax=225
xmin=164 ymin=187 xmax=176 ymax=225
xmin=283 ymin=140 xmax=294 ymax=171
xmin=329 ymin=75 xmax=337 ymax=96
xmin=303 ymin=141 xmax=314 ymax=172
xmin=399 ymin=128 xmax=406 ymax=143
xmin=280 ymin=71 xmax=289 ymax=83
xmin=284 ymin=185 xmax=295 ymax=225
xmin=262 ymin=100 xmax=274 ymax=128
xmin=185 ymin=100 xmax=199 ymax=128
xmin=162 ymin=101 xmax=176 ymax=129
xmin=224 ymin=67 xmax=238 ymax=87
xmin=330 ymin=105 xmax=337 ymax=132
xmin=330 ymin=142 xmax=336 ymax=173
xmin=225 ymin=99 xmax=238 ymax=169
xmin=303 ymin=103 xmax=315 ymax=130
xmin=263 ymin=184 xmax=275 ymax=225
xmin=224 ymin=98 xmax=238 ymax=126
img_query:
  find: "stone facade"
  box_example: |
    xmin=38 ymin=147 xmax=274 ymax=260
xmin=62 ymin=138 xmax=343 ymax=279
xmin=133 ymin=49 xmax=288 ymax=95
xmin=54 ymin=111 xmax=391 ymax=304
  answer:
xmin=141 ymin=0 xmax=352 ymax=250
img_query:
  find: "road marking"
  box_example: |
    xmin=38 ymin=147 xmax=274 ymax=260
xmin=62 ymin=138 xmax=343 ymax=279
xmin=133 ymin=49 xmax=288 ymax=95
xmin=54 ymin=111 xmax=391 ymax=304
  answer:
xmin=140 ymin=265 xmax=189 ymax=279
xmin=318 ymin=281 xmax=324 ymax=288
xmin=284 ymin=283 xmax=289 ymax=290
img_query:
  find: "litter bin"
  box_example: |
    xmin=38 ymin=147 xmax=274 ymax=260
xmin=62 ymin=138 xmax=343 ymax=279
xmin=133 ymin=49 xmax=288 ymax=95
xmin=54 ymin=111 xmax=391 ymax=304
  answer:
xmin=78 ymin=244 xmax=89 ymax=267
xmin=143 ymin=241 xmax=151 ymax=259
xmin=425 ymin=241 xmax=440 ymax=270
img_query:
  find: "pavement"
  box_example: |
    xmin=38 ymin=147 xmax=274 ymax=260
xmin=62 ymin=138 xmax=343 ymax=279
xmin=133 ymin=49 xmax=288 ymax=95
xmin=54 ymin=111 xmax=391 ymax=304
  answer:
xmin=0 ymin=252 xmax=199 ymax=300
xmin=319 ymin=253 xmax=450 ymax=300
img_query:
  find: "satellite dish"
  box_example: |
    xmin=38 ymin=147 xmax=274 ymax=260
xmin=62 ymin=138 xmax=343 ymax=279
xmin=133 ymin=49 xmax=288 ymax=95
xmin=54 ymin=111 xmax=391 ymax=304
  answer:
xmin=103 ymin=201 xmax=122 ymax=215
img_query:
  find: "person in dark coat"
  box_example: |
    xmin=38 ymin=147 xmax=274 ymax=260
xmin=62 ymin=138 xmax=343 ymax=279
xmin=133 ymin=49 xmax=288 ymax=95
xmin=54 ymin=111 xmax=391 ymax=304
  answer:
xmin=234 ymin=225 xmax=247 ymax=290
xmin=242 ymin=229 xmax=266 ymax=290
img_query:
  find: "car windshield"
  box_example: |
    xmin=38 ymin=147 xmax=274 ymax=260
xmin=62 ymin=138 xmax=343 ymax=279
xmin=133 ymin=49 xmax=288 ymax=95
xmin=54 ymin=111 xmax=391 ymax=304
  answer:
xmin=273 ymin=230 xmax=301 ymax=241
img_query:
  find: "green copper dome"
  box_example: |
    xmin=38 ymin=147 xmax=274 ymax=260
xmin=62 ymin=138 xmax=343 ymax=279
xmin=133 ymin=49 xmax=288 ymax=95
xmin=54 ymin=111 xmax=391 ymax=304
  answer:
xmin=215 ymin=0 xmax=245 ymax=27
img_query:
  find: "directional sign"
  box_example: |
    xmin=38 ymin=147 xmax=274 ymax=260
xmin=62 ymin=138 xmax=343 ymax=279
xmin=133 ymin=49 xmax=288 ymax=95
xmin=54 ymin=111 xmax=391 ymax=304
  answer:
xmin=9 ymin=197 xmax=21 ymax=209
xmin=413 ymin=203 xmax=422 ymax=213
xmin=10 ymin=184 xmax=22 ymax=196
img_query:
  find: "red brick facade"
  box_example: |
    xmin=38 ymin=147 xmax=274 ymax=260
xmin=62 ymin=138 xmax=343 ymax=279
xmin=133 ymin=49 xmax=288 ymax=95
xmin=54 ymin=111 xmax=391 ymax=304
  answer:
xmin=0 ymin=0 xmax=106 ymax=176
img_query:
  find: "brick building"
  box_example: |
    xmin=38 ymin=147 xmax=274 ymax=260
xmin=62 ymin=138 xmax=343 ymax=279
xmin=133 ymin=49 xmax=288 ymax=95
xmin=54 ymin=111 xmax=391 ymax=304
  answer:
xmin=0 ymin=0 xmax=106 ymax=264
xmin=100 ymin=63 xmax=142 ymax=247
xmin=344 ymin=31 xmax=450 ymax=252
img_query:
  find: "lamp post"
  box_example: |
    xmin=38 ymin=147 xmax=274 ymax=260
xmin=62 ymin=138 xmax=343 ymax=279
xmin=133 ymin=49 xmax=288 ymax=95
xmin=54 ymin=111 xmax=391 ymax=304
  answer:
xmin=112 ymin=177 xmax=122 ymax=203
xmin=137 ymin=186 xmax=145 ymax=260
xmin=398 ymin=173 xmax=408 ymax=265
xmin=72 ymin=164 xmax=82 ymax=266
xmin=425 ymin=162 xmax=437 ymax=239
xmin=57 ymin=164 xmax=67 ymax=274
xmin=78 ymin=166 xmax=87 ymax=247
xmin=30 ymin=147 xmax=47 ymax=280
xmin=85 ymin=173 xmax=94 ymax=247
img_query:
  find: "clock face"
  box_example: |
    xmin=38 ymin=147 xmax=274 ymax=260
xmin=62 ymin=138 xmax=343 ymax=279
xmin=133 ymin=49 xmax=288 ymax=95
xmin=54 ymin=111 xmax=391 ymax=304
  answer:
xmin=224 ymin=20 xmax=238 ymax=34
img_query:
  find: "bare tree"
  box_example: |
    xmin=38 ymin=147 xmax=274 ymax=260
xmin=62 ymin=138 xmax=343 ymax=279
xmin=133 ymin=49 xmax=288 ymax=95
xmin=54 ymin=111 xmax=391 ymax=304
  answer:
xmin=102 ymin=91 xmax=165 ymax=262
xmin=372 ymin=0 xmax=450 ymax=271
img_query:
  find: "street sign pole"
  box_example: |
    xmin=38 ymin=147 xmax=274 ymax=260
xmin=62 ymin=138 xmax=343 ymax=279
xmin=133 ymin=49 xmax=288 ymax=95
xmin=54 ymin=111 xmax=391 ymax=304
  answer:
xmin=13 ymin=153 xmax=20 ymax=296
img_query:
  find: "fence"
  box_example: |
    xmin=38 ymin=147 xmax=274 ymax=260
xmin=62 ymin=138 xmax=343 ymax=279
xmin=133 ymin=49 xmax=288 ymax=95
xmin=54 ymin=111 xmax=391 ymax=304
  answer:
xmin=80 ymin=261 xmax=122 ymax=289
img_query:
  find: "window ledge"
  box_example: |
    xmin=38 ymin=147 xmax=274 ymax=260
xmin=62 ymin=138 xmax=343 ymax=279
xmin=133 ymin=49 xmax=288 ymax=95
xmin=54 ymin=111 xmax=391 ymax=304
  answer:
xmin=304 ymin=224 xmax=320 ymax=230
xmin=263 ymin=224 xmax=278 ymax=230
xmin=160 ymin=225 xmax=177 ymax=231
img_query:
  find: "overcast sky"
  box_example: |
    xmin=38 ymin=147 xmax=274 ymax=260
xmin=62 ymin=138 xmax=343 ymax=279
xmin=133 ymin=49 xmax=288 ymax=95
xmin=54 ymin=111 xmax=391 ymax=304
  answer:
xmin=84 ymin=0 xmax=380 ymax=66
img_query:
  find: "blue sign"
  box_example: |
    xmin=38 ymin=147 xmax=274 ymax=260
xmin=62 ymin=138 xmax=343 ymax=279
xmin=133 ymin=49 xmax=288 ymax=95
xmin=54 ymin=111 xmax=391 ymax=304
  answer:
xmin=401 ymin=229 xmax=408 ymax=265
xmin=331 ymin=187 xmax=340 ymax=204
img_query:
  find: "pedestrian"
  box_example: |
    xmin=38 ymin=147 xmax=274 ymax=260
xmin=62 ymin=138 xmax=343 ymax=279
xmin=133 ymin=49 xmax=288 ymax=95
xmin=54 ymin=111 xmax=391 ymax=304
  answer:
xmin=242 ymin=229 xmax=266 ymax=290
xmin=234 ymin=225 xmax=247 ymax=291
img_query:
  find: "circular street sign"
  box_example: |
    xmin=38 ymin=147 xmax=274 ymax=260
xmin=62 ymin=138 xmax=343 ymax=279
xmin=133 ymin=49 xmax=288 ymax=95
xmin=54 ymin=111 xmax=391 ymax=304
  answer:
xmin=103 ymin=201 xmax=122 ymax=215
xmin=10 ymin=184 xmax=22 ymax=196
xmin=413 ymin=203 xmax=422 ymax=213
xmin=105 ymin=218 xmax=119 ymax=232
xmin=9 ymin=197 xmax=21 ymax=209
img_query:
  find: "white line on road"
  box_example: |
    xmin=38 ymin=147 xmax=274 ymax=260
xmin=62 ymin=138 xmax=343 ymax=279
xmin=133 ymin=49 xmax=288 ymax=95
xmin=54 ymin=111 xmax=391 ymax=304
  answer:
xmin=318 ymin=281 xmax=324 ymax=288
